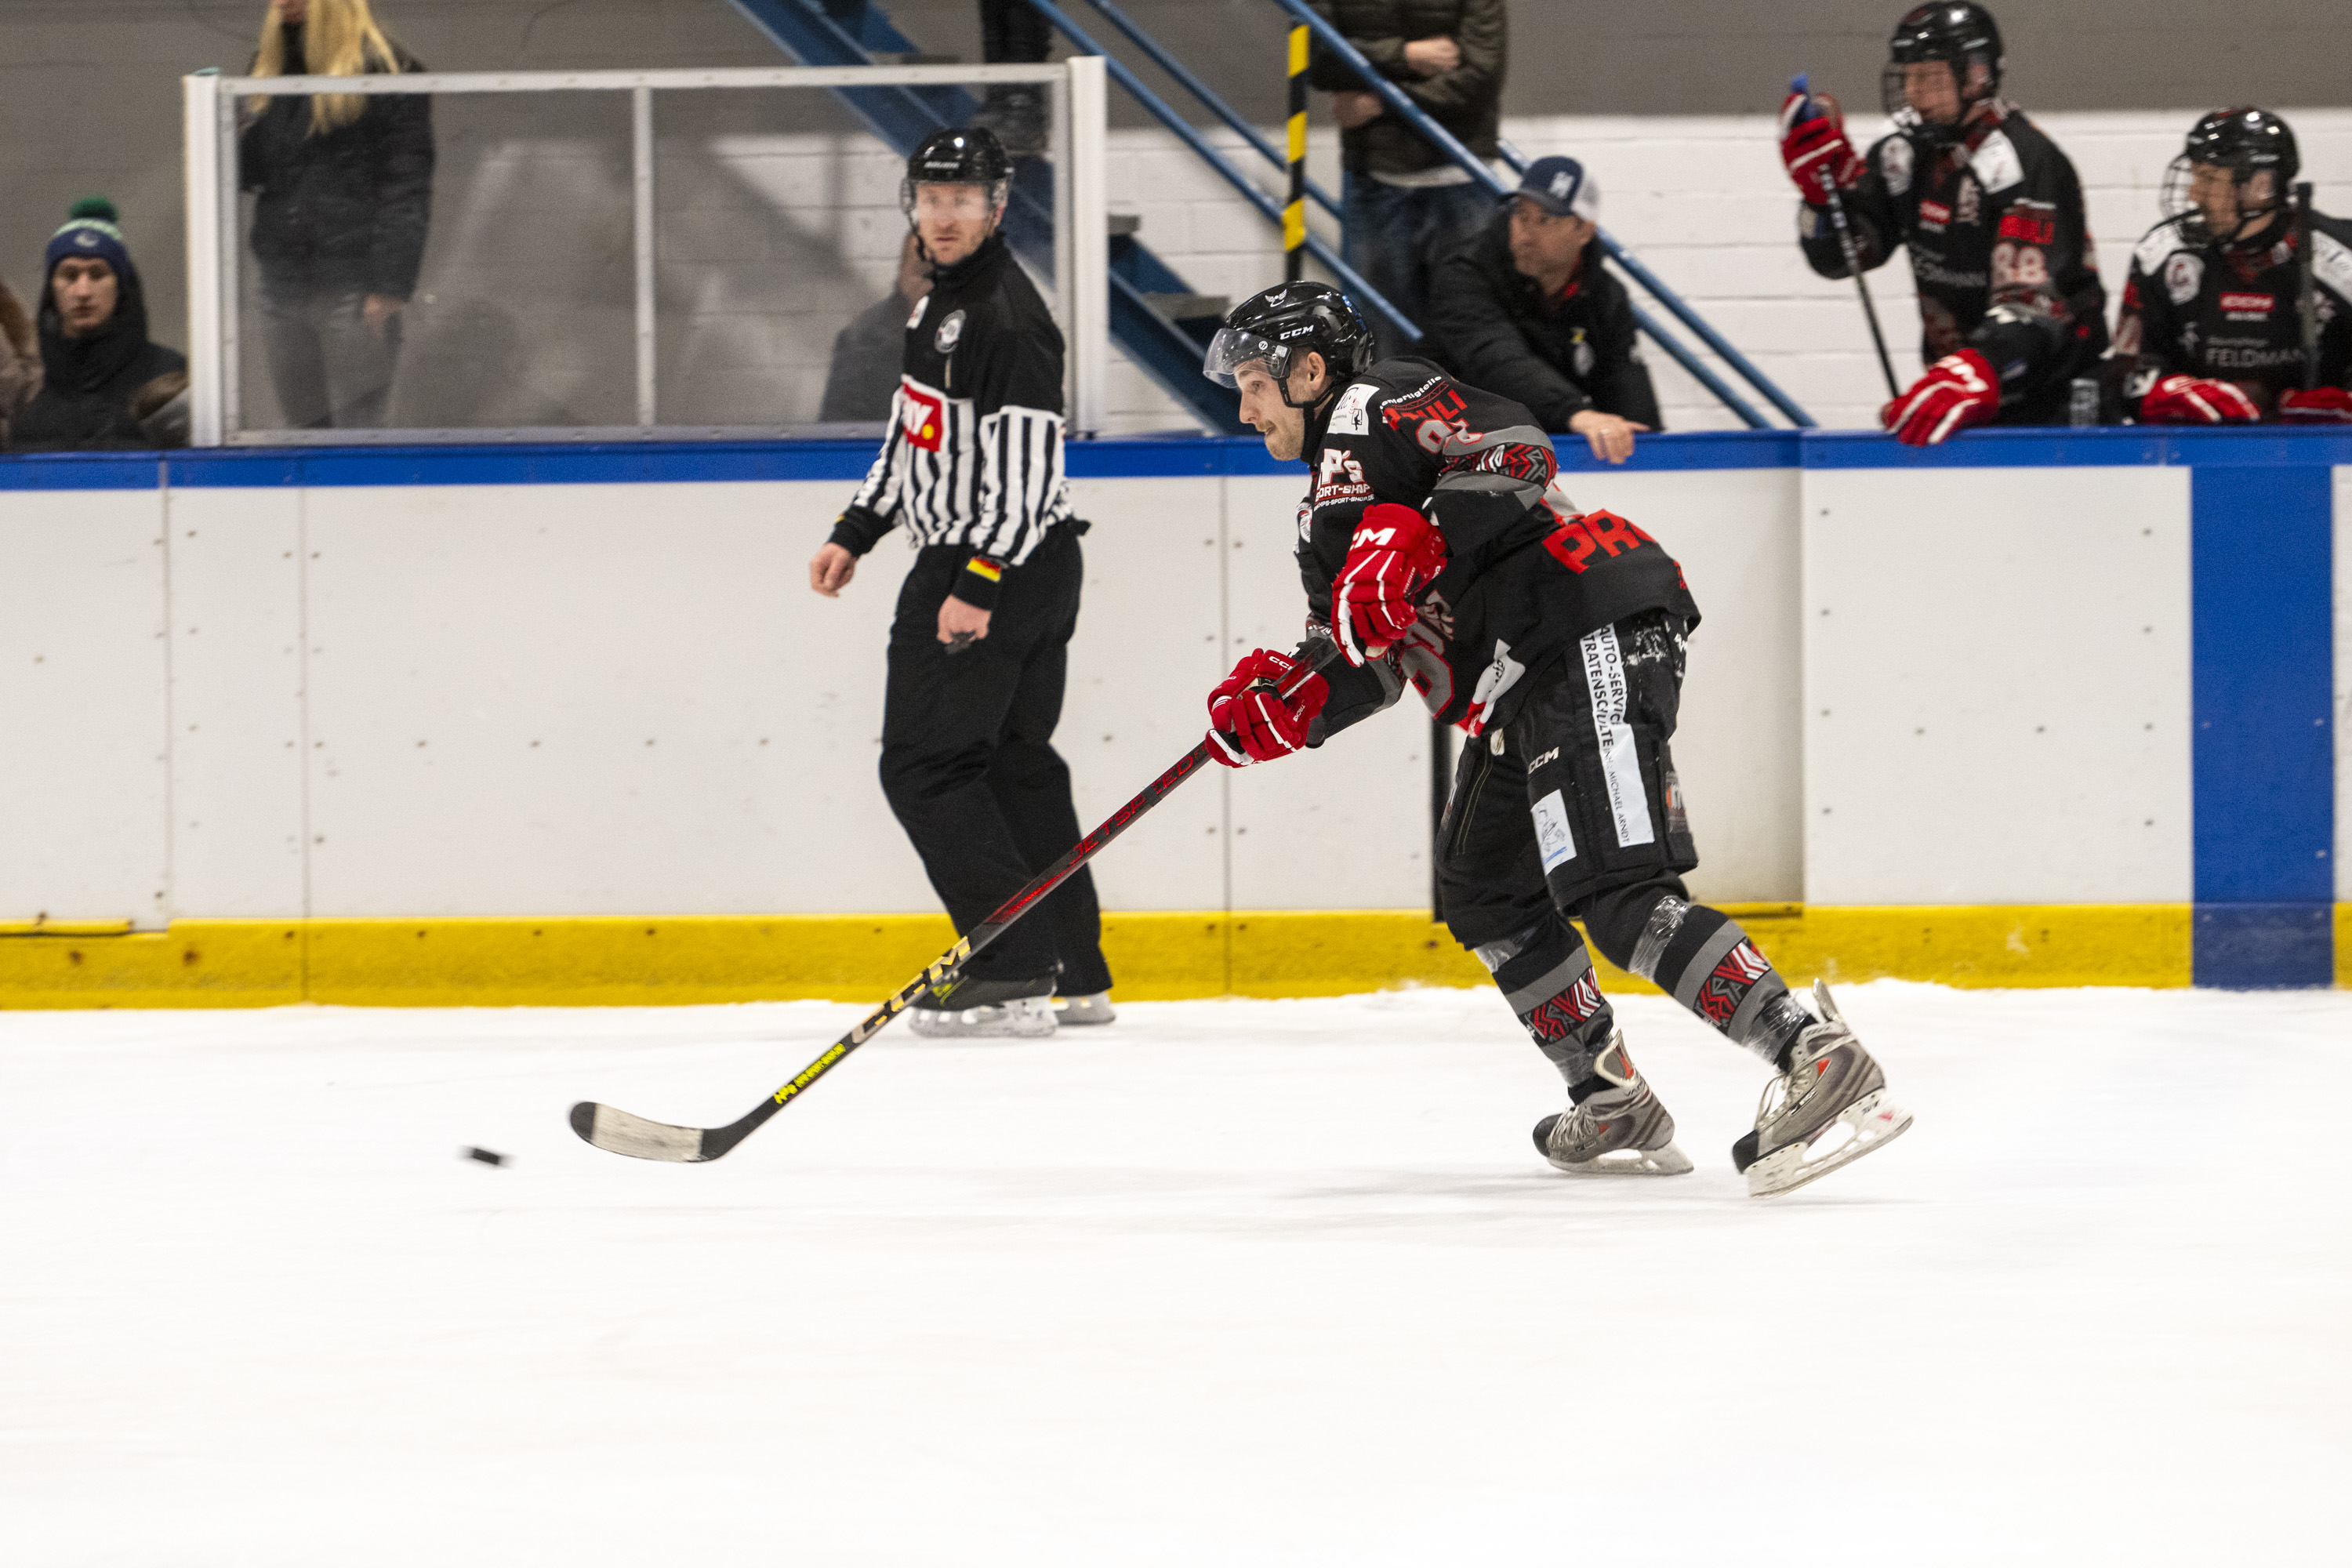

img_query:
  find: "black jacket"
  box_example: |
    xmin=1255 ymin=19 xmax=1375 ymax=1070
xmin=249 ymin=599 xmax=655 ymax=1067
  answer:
xmin=1307 ymin=0 xmax=1504 ymax=178
xmin=1297 ymin=358 xmax=1697 ymax=741
xmin=1798 ymin=104 xmax=2106 ymax=423
xmin=833 ymin=234 xmax=1074 ymax=609
xmin=9 ymin=270 xmax=186 ymax=452
xmin=1426 ymin=216 xmax=1662 ymax=432
xmin=2111 ymin=208 xmax=2352 ymax=417
xmin=239 ymin=24 xmax=435 ymax=299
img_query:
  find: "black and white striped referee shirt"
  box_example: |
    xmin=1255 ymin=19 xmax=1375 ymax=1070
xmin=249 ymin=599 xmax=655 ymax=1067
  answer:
xmin=829 ymin=233 xmax=1073 ymax=607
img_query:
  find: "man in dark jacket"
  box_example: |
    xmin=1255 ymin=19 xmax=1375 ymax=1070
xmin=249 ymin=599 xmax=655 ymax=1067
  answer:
xmin=9 ymin=199 xmax=187 ymax=452
xmin=1309 ymin=0 xmax=1505 ymax=356
xmin=240 ymin=1 xmax=433 ymax=429
xmin=1428 ymin=156 xmax=1660 ymax=463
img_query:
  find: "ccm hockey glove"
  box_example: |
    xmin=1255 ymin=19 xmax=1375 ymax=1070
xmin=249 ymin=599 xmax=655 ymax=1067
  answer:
xmin=2140 ymin=374 xmax=2261 ymax=424
xmin=1882 ymin=350 xmax=1999 ymax=446
xmin=1206 ymin=647 xmax=1330 ymax=768
xmin=2278 ymin=386 xmax=2352 ymax=423
xmin=1332 ymin=502 xmax=1446 ymax=667
xmin=1778 ymin=89 xmax=1862 ymax=198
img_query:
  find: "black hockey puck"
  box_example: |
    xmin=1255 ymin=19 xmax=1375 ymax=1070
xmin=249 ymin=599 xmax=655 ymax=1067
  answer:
xmin=463 ymin=1146 xmax=509 ymax=1167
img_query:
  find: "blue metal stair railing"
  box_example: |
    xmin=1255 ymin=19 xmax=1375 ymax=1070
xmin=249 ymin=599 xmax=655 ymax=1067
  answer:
xmin=1019 ymin=0 xmax=1419 ymax=346
xmin=727 ymin=0 xmax=1249 ymax=431
xmin=1078 ymin=0 xmax=1345 ymax=224
xmin=1263 ymin=0 xmax=1813 ymax=430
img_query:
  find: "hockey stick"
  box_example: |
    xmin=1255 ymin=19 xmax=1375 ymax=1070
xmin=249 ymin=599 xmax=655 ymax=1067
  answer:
xmin=2293 ymin=180 xmax=2320 ymax=392
xmin=571 ymin=633 xmax=1339 ymax=1163
xmin=1793 ymin=76 xmax=1900 ymax=400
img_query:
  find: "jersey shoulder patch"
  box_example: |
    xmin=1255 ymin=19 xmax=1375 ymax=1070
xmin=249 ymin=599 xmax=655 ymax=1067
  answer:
xmin=2313 ymin=229 xmax=2352 ymax=309
xmin=2132 ymin=221 xmax=2189 ymax=280
xmin=1876 ymin=133 xmax=1914 ymax=196
xmin=1328 ymin=380 xmax=1377 ymax=437
xmin=1968 ymin=129 xmax=2024 ymax=197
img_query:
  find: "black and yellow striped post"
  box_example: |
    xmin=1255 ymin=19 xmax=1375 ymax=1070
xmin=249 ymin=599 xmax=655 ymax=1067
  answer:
xmin=1283 ymin=23 xmax=1308 ymax=281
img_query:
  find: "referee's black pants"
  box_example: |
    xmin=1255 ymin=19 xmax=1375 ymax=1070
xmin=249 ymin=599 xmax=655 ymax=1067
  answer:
xmin=879 ymin=524 xmax=1112 ymax=995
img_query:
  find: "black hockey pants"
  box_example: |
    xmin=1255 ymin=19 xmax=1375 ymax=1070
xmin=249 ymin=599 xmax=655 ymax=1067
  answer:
xmin=880 ymin=525 xmax=1113 ymax=995
xmin=1436 ymin=612 xmax=1811 ymax=1093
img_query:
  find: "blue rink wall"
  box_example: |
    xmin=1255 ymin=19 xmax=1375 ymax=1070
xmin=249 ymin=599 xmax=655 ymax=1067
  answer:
xmin=0 ymin=426 xmax=2344 ymax=998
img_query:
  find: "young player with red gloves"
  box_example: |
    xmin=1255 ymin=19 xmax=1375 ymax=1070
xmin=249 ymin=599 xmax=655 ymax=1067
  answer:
xmin=1778 ymin=3 xmax=2106 ymax=444
xmin=1196 ymin=281 xmax=1912 ymax=1197
xmin=2110 ymin=109 xmax=2352 ymax=425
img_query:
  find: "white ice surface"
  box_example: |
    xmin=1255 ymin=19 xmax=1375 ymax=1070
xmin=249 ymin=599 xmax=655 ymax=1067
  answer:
xmin=5 ymin=983 xmax=2350 ymax=1565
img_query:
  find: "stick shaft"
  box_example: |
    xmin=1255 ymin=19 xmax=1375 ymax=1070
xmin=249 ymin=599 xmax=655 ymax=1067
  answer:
xmin=1822 ymin=179 xmax=1900 ymax=398
xmin=2295 ymin=181 xmax=2321 ymax=392
xmin=670 ymin=634 xmax=1337 ymax=1159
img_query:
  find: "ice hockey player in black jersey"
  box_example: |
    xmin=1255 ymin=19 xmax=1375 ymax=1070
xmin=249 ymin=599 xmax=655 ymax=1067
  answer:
xmin=810 ymin=127 xmax=1114 ymax=1039
xmin=1197 ymin=281 xmax=1912 ymax=1196
xmin=1778 ymin=3 xmax=2106 ymax=443
xmin=2111 ymin=108 xmax=2352 ymax=425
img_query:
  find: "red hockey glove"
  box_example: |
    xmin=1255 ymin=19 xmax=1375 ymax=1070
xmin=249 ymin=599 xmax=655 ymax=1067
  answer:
xmin=1332 ymin=502 xmax=1446 ymax=667
xmin=1881 ymin=350 xmax=1999 ymax=446
xmin=2278 ymin=386 xmax=2352 ymax=423
xmin=1778 ymin=89 xmax=1862 ymax=198
xmin=1206 ymin=648 xmax=1330 ymax=768
xmin=2140 ymin=374 xmax=2261 ymax=425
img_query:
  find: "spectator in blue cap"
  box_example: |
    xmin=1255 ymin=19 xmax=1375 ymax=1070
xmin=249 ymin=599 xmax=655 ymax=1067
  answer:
xmin=1425 ymin=155 xmax=1660 ymax=464
xmin=8 ymin=198 xmax=189 ymax=452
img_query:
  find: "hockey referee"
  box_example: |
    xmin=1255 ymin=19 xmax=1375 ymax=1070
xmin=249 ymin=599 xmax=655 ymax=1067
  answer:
xmin=808 ymin=126 xmax=1113 ymax=1039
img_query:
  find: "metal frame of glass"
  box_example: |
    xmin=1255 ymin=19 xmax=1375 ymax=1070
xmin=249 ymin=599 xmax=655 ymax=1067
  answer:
xmin=180 ymin=62 xmax=1109 ymax=445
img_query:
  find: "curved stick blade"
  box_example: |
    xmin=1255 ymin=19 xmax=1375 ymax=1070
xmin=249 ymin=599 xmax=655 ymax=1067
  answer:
xmin=570 ymin=1101 xmax=709 ymax=1163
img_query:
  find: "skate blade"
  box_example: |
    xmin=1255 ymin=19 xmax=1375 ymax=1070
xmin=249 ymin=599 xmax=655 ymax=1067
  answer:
xmin=1548 ymin=1140 xmax=1695 ymax=1178
xmin=1746 ymin=1089 xmax=1912 ymax=1198
xmin=906 ymin=1007 xmax=1058 ymax=1040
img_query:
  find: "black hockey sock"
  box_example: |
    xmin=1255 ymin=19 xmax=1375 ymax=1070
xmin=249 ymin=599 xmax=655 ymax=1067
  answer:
xmin=1472 ymin=913 xmax=1615 ymax=1089
xmin=1621 ymin=895 xmax=1813 ymax=1069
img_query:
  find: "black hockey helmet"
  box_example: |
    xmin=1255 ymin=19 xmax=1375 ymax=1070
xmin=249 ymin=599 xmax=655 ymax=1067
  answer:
xmin=1202 ymin=281 xmax=1374 ymax=408
xmin=2161 ymin=108 xmax=2300 ymax=242
xmin=900 ymin=126 xmax=1012 ymax=220
xmin=1882 ymin=3 xmax=2004 ymax=145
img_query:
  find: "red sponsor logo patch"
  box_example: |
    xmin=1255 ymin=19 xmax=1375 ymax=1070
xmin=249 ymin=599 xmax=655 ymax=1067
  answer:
xmin=1997 ymin=210 xmax=2054 ymax=245
xmin=1917 ymin=199 xmax=1951 ymax=229
xmin=1541 ymin=509 xmax=1655 ymax=575
xmin=2220 ymin=292 xmax=2274 ymax=314
xmin=898 ymin=379 xmax=946 ymax=451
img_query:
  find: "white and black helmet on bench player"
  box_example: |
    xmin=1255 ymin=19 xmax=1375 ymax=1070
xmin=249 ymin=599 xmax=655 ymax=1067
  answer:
xmin=1882 ymin=2 xmax=2004 ymax=147
xmin=1202 ymin=281 xmax=1374 ymax=408
xmin=2161 ymin=107 xmax=2300 ymax=245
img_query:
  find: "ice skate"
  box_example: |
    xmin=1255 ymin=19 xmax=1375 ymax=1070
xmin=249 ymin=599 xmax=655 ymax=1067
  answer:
xmin=1735 ymin=981 xmax=1913 ymax=1197
xmin=1053 ymin=992 xmax=1116 ymax=1027
xmin=1532 ymin=1033 xmax=1693 ymax=1176
xmin=908 ymin=975 xmax=1058 ymax=1039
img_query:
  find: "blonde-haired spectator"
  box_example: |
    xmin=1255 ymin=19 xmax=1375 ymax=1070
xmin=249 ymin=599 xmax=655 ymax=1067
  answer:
xmin=241 ymin=0 xmax=433 ymax=429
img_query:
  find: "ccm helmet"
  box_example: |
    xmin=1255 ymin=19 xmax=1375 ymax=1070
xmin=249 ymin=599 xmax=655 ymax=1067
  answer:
xmin=900 ymin=126 xmax=1012 ymax=220
xmin=2161 ymin=108 xmax=2300 ymax=243
xmin=1882 ymin=2 xmax=2005 ymax=146
xmin=1202 ymin=281 xmax=1374 ymax=408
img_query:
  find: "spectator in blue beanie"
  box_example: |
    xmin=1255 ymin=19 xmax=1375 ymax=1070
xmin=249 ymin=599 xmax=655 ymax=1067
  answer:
xmin=8 ymin=199 xmax=190 ymax=452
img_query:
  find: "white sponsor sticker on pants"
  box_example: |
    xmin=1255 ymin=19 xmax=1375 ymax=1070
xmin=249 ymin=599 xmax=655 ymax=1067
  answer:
xmin=1579 ymin=626 xmax=1656 ymax=848
xmin=1532 ymin=789 xmax=1577 ymax=872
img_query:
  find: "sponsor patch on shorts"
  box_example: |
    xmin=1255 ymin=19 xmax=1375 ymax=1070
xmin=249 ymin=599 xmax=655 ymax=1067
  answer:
xmin=1532 ymin=789 xmax=1577 ymax=873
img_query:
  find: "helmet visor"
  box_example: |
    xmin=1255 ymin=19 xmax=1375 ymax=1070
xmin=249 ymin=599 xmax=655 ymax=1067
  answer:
xmin=1201 ymin=325 xmax=1290 ymax=389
